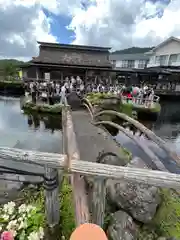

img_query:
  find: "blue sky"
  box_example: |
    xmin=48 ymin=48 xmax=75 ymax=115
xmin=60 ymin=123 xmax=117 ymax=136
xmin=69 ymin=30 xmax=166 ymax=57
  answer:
xmin=43 ymin=0 xmax=171 ymax=45
xmin=43 ymin=8 xmax=74 ymax=44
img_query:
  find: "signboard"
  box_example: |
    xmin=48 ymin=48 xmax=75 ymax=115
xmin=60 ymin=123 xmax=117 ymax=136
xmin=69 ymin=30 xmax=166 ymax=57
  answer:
xmin=44 ymin=72 xmax=50 ymax=81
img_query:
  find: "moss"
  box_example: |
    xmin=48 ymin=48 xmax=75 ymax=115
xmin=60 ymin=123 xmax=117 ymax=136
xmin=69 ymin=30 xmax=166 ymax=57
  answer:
xmin=137 ymin=189 xmax=180 ymax=239
xmin=152 ymin=189 xmax=180 ymax=238
xmin=137 ymin=225 xmax=159 ymax=240
xmin=86 ymin=93 xmax=116 ymax=106
xmin=150 ymin=103 xmax=161 ymax=113
xmin=22 ymin=101 xmax=64 ymax=114
xmin=119 ymin=103 xmax=133 ymax=117
xmin=60 ymin=177 xmax=75 ymax=239
xmin=121 ymin=147 xmax=132 ymax=162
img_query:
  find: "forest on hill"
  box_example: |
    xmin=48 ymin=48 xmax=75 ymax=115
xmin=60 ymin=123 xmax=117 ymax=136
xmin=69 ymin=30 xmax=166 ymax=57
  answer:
xmin=111 ymin=47 xmax=154 ymax=54
xmin=0 ymin=59 xmax=25 ymax=79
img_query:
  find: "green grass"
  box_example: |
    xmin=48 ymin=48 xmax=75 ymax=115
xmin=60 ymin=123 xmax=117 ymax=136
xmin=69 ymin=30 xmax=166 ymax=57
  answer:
xmin=59 ymin=177 xmax=75 ymax=239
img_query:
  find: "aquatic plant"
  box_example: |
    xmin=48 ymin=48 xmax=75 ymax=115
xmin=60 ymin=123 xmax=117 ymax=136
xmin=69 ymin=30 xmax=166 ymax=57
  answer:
xmin=0 ymin=201 xmax=44 ymax=240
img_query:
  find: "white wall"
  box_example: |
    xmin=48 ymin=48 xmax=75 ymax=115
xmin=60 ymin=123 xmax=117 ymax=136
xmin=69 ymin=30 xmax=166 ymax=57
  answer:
xmin=155 ymin=40 xmax=180 ymax=55
xmin=147 ymin=39 xmax=180 ymax=67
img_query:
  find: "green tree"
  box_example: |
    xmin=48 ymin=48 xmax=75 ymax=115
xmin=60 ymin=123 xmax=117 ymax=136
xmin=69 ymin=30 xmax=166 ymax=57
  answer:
xmin=3 ymin=62 xmax=17 ymax=78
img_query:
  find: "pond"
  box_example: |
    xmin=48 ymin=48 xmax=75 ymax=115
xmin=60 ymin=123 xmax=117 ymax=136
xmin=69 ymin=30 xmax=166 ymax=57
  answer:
xmin=0 ymin=97 xmax=180 ymax=201
xmin=0 ymin=97 xmax=62 ymax=152
xmin=0 ymin=97 xmax=63 ymax=202
xmin=115 ymin=100 xmax=180 ymax=173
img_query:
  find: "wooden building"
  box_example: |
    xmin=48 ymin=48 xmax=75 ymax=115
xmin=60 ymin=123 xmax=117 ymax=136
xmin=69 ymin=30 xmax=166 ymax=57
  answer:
xmin=21 ymin=42 xmax=112 ymax=81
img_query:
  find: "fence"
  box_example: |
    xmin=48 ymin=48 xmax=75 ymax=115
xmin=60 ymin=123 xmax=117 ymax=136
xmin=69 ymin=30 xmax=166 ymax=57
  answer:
xmin=0 ymin=99 xmax=180 ymax=235
xmin=121 ymin=94 xmax=160 ymax=108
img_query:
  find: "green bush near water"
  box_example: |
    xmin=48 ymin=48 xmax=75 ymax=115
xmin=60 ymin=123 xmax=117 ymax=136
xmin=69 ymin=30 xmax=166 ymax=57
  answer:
xmin=85 ymin=93 xmax=161 ymax=115
xmin=0 ymin=80 xmax=23 ymax=88
xmin=86 ymin=92 xmax=117 ymax=105
xmin=22 ymin=101 xmax=64 ymax=114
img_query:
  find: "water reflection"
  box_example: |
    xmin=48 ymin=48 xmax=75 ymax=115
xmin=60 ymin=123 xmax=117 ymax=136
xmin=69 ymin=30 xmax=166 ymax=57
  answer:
xmin=26 ymin=113 xmax=62 ymax=133
xmin=115 ymin=100 xmax=180 ymax=163
xmin=0 ymin=97 xmax=64 ymax=202
xmin=0 ymin=97 xmax=62 ymax=153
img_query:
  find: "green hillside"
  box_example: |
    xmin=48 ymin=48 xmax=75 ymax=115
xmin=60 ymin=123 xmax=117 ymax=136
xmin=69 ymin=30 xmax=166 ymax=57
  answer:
xmin=111 ymin=47 xmax=154 ymax=54
xmin=0 ymin=59 xmax=25 ymax=79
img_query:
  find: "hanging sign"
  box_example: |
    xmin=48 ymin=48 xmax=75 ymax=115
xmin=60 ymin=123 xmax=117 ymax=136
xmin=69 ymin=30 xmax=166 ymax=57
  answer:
xmin=44 ymin=72 xmax=50 ymax=81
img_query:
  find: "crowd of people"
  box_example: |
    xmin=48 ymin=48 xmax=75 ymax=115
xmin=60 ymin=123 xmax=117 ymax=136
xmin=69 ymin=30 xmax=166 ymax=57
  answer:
xmin=23 ymin=76 xmax=156 ymax=106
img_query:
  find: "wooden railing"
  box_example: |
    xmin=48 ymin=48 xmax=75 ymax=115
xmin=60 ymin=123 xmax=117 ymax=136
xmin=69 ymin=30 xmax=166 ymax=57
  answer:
xmin=0 ymin=99 xmax=179 ymax=236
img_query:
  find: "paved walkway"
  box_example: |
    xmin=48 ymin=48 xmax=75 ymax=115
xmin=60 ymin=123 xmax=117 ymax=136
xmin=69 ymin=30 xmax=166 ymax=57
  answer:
xmin=71 ymin=110 xmax=128 ymax=164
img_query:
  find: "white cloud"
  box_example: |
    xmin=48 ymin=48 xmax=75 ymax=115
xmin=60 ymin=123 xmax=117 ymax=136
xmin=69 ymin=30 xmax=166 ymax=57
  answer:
xmin=69 ymin=0 xmax=180 ymax=49
xmin=0 ymin=0 xmax=57 ymax=60
xmin=1 ymin=0 xmax=180 ymax=60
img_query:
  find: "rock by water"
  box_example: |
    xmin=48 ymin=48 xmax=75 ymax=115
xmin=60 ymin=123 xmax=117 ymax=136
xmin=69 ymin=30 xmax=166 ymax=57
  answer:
xmin=107 ymin=210 xmax=138 ymax=240
xmin=106 ymin=157 xmax=160 ymax=223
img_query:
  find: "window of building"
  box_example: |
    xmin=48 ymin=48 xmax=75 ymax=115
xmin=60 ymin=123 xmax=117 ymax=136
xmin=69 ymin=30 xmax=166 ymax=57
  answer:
xmin=122 ymin=60 xmax=128 ymax=68
xmin=159 ymin=55 xmax=167 ymax=65
xmin=127 ymin=60 xmax=135 ymax=68
xmin=111 ymin=60 xmax=116 ymax=65
xmin=155 ymin=56 xmax=160 ymax=64
xmin=138 ymin=60 xmax=146 ymax=68
xmin=168 ymin=54 xmax=178 ymax=65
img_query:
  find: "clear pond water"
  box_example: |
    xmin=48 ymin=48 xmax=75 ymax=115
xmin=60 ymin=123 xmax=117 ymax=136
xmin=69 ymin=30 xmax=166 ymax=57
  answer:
xmin=0 ymin=97 xmax=180 ymax=201
xmin=0 ymin=97 xmax=62 ymax=153
xmin=0 ymin=97 xmax=179 ymax=155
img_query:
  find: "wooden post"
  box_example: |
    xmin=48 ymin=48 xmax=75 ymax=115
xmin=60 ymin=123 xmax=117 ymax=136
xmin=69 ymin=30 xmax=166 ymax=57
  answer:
xmin=91 ymin=178 xmax=106 ymax=227
xmin=44 ymin=167 xmax=60 ymax=227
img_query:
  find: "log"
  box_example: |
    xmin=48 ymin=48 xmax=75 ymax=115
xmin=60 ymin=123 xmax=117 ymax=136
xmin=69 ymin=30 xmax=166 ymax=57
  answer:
xmin=0 ymin=147 xmax=66 ymax=174
xmin=62 ymin=109 xmax=90 ymax=225
xmin=94 ymin=121 xmax=167 ymax=171
xmin=83 ymin=103 xmax=94 ymax=120
xmin=91 ymin=177 xmax=106 ymax=227
xmin=82 ymin=98 xmax=94 ymax=115
xmin=94 ymin=110 xmax=180 ymax=165
xmin=0 ymin=147 xmax=180 ymax=189
xmin=0 ymin=174 xmax=43 ymax=183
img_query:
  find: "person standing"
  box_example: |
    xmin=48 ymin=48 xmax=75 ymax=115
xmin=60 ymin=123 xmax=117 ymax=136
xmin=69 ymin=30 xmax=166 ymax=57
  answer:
xmin=60 ymin=84 xmax=67 ymax=105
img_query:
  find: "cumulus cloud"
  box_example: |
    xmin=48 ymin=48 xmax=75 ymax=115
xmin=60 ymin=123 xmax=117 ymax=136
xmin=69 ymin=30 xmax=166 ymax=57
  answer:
xmin=1 ymin=0 xmax=180 ymax=60
xmin=68 ymin=0 xmax=180 ymax=49
xmin=0 ymin=0 xmax=57 ymax=60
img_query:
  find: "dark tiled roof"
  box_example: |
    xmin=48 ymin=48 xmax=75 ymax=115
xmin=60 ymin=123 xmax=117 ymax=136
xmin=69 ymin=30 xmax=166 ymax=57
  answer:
xmin=37 ymin=42 xmax=111 ymax=52
xmin=32 ymin=47 xmax=112 ymax=68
